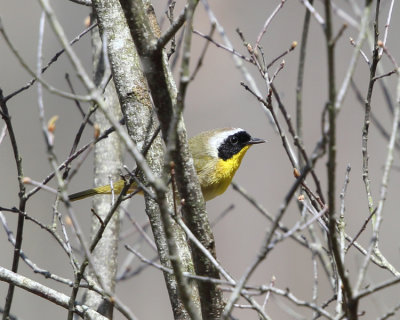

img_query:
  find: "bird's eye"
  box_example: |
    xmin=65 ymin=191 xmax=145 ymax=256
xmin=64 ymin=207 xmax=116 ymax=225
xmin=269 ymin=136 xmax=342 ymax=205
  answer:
xmin=230 ymin=136 xmax=238 ymax=144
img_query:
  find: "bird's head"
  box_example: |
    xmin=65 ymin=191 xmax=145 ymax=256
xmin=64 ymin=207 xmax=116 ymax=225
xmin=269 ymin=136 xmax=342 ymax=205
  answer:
xmin=207 ymin=128 xmax=265 ymax=161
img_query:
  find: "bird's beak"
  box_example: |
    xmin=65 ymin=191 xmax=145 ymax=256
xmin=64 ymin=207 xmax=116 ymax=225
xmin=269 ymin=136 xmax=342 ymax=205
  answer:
xmin=247 ymin=137 xmax=266 ymax=145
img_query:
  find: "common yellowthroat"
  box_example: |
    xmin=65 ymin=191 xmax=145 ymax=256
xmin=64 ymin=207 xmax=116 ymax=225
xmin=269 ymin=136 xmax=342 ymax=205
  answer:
xmin=69 ymin=128 xmax=265 ymax=202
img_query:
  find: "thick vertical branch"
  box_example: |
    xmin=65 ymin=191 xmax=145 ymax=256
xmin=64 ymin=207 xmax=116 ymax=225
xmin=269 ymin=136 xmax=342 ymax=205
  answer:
xmin=91 ymin=0 xmax=201 ymax=318
xmin=324 ymin=0 xmax=336 ymax=234
xmin=175 ymin=0 xmax=225 ymax=317
xmin=81 ymin=25 xmax=123 ymax=318
xmin=324 ymin=1 xmax=357 ymax=318
xmin=362 ymin=0 xmax=380 ymax=224
xmin=118 ymin=0 xmax=224 ymax=317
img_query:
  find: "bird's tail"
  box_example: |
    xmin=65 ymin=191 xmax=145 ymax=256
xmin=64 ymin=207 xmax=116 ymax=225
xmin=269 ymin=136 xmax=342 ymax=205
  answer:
xmin=69 ymin=188 xmax=101 ymax=201
xmin=69 ymin=180 xmax=136 ymax=202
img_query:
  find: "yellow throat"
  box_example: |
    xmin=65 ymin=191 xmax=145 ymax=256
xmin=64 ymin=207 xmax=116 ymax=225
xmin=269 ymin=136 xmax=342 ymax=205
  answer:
xmin=201 ymin=145 xmax=251 ymax=201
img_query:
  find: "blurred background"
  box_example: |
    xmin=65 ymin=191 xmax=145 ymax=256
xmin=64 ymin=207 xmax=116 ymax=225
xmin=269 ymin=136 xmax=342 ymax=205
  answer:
xmin=1 ymin=0 xmax=400 ymax=319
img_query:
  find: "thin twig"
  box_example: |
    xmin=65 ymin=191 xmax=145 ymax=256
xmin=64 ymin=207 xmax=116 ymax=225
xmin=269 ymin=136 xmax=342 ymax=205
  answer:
xmin=336 ymin=164 xmax=351 ymax=315
xmin=193 ymin=29 xmax=254 ymax=64
xmin=222 ymin=167 xmax=309 ymax=318
xmin=64 ymin=73 xmax=94 ymax=126
xmin=68 ymin=0 xmax=92 ymax=6
xmin=296 ymin=0 xmax=313 ymax=173
xmin=330 ymin=23 xmax=347 ymax=46
xmin=267 ymin=41 xmax=297 ymax=70
xmin=345 ymin=208 xmax=376 ymax=253
xmin=0 ymin=266 xmax=110 ymax=320
xmin=190 ymin=24 xmax=215 ymax=81
xmin=0 ymin=124 xmax=7 ymax=145
xmin=372 ymin=68 xmax=397 ymax=81
xmin=378 ymin=0 xmax=395 ymax=58
xmin=377 ymin=303 xmax=400 ymax=320
xmin=330 ymin=0 xmax=359 ymax=28
xmin=335 ymin=1 xmax=373 ymax=112
xmin=355 ymin=276 xmax=400 ymax=300
xmin=26 ymin=120 xmax=122 ymax=200
xmin=3 ymin=22 xmax=97 ymax=102
xmin=0 ymin=87 xmax=28 ymax=320
xmin=0 ymin=212 xmax=75 ymax=287
xmin=255 ymin=0 xmax=286 ymax=48
xmin=299 ymin=0 xmax=326 ymax=27
xmin=349 ymin=37 xmax=369 ymax=65
xmin=350 ymin=80 xmax=400 ymax=150
xmin=379 ymin=42 xmax=399 ymax=69
xmin=199 ymin=0 xmax=275 ymax=125
xmin=157 ymin=5 xmax=188 ymax=50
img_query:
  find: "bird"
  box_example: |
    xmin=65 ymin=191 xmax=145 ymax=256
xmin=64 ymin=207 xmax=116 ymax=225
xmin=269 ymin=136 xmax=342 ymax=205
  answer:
xmin=69 ymin=128 xmax=265 ymax=202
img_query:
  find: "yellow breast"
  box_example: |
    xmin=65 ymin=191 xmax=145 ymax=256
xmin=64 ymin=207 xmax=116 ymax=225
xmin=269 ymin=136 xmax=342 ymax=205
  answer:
xmin=199 ymin=145 xmax=250 ymax=201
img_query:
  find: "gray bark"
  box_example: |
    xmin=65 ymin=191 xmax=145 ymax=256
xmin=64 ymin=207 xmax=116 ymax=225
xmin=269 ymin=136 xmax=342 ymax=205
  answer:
xmin=82 ymin=22 xmax=123 ymax=318
xmin=118 ymin=0 xmax=224 ymax=317
xmin=91 ymin=1 xmax=200 ymax=318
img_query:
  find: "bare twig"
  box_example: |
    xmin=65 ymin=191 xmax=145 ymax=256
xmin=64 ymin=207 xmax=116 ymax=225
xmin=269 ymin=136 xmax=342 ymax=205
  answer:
xmin=0 ymin=87 xmax=27 ymax=320
xmin=372 ymin=69 xmax=397 ymax=81
xmin=330 ymin=0 xmax=359 ymax=28
xmin=296 ymin=0 xmax=313 ymax=172
xmin=379 ymin=42 xmax=399 ymax=69
xmin=157 ymin=5 xmax=188 ymax=51
xmin=350 ymin=80 xmax=400 ymax=149
xmin=378 ymin=0 xmax=395 ymax=58
xmin=299 ymin=0 xmax=326 ymax=27
xmin=0 ymin=124 xmax=7 ymax=145
xmin=68 ymin=0 xmax=92 ymax=6
xmin=345 ymin=208 xmax=376 ymax=253
xmin=359 ymin=0 xmax=381 ymax=258
xmin=377 ymin=303 xmax=400 ymax=320
xmin=266 ymin=41 xmax=297 ymax=70
xmin=190 ymin=25 xmax=215 ymax=81
xmin=330 ymin=23 xmax=347 ymax=46
xmin=349 ymin=37 xmax=370 ymax=65
xmin=3 ymin=22 xmax=97 ymax=102
xmin=222 ymin=168 xmax=308 ymax=318
xmin=335 ymin=2 xmax=373 ymax=112
xmin=200 ymin=0 xmax=275 ymax=125
xmin=0 ymin=212 xmax=75 ymax=287
xmin=0 ymin=266 xmax=110 ymax=320
xmin=255 ymin=0 xmax=286 ymax=48
xmin=336 ymin=164 xmax=351 ymax=315
xmin=124 ymin=209 xmax=157 ymax=252
xmin=0 ymin=21 xmax=91 ymax=102
xmin=65 ymin=73 xmax=94 ymax=126
xmin=193 ymin=29 xmax=254 ymax=64
xmin=26 ymin=121 xmax=119 ymax=200
xmin=355 ymin=276 xmax=400 ymax=300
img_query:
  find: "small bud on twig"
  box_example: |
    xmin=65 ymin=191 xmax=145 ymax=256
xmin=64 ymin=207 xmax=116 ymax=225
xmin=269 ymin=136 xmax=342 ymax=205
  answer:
xmin=64 ymin=215 xmax=72 ymax=226
xmin=94 ymin=123 xmax=100 ymax=139
xmin=247 ymin=43 xmax=253 ymax=54
xmin=47 ymin=115 xmax=59 ymax=133
xmin=22 ymin=177 xmax=31 ymax=184
xmin=84 ymin=16 xmax=91 ymax=28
